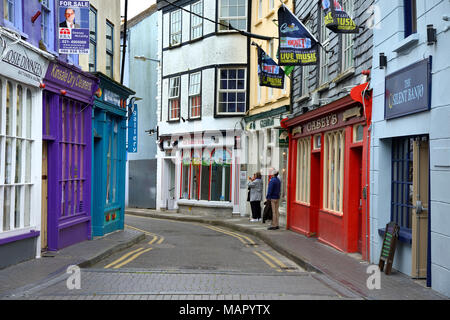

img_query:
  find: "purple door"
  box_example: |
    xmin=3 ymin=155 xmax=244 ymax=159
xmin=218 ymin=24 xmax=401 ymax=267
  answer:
xmin=44 ymin=92 xmax=92 ymax=251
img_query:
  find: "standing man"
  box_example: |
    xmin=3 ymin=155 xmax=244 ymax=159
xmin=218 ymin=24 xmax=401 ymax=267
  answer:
xmin=266 ymin=168 xmax=281 ymax=230
xmin=60 ymin=8 xmax=80 ymax=29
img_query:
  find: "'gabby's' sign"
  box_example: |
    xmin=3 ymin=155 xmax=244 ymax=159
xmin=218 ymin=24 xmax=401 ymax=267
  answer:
xmin=385 ymin=57 xmax=432 ymax=120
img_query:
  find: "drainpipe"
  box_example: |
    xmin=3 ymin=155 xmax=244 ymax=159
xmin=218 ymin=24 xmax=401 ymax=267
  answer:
xmin=121 ymin=0 xmax=128 ymax=85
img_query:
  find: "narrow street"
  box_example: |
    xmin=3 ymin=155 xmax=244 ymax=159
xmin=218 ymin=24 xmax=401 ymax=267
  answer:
xmin=16 ymin=215 xmax=361 ymax=300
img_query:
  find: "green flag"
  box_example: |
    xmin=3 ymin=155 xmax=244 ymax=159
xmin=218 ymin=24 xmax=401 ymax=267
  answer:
xmin=283 ymin=66 xmax=294 ymax=76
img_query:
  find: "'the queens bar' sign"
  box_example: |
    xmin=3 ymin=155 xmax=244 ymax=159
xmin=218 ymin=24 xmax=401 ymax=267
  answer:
xmin=385 ymin=57 xmax=432 ymax=120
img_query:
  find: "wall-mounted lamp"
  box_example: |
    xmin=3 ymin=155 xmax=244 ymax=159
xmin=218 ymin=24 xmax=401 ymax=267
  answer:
xmin=427 ymin=24 xmax=437 ymax=45
xmin=134 ymin=55 xmax=160 ymax=63
xmin=379 ymin=53 xmax=387 ymax=69
xmin=60 ymin=89 xmax=67 ymax=95
xmin=39 ymin=82 xmax=46 ymax=89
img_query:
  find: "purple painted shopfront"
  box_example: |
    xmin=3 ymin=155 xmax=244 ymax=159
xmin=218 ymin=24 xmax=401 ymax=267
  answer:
xmin=42 ymin=60 xmax=99 ymax=251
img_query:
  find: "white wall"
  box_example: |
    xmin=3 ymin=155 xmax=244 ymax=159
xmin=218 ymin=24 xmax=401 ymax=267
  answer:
xmin=370 ymin=0 xmax=450 ymax=297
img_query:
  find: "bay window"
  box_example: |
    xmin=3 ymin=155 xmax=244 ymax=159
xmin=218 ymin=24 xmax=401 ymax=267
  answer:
xmin=168 ymin=76 xmax=181 ymax=121
xmin=217 ymin=68 xmax=246 ymax=115
xmin=189 ymin=72 xmax=201 ymax=119
xmin=191 ymin=1 xmax=203 ymax=40
xmin=170 ymin=9 xmax=182 ymax=46
xmin=218 ymin=0 xmax=247 ymax=31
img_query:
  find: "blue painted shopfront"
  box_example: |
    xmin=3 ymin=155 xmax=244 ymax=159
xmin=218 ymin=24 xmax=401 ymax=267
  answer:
xmin=91 ymin=72 xmax=135 ymax=237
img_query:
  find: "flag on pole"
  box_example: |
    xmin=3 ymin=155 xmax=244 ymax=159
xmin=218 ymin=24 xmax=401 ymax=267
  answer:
xmin=277 ymin=4 xmax=319 ymax=66
xmin=257 ymin=46 xmax=285 ymax=89
xmin=322 ymin=0 xmax=359 ymax=34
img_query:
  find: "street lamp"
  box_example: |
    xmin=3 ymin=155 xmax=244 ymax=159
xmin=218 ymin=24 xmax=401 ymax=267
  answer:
xmin=134 ymin=55 xmax=160 ymax=63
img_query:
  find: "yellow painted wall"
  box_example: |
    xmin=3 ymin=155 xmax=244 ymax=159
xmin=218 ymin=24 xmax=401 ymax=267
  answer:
xmin=250 ymin=0 xmax=293 ymax=116
xmin=79 ymin=0 xmax=122 ymax=82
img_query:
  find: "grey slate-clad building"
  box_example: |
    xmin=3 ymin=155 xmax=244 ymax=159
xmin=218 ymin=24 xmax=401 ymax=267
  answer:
xmin=282 ymin=0 xmax=374 ymax=260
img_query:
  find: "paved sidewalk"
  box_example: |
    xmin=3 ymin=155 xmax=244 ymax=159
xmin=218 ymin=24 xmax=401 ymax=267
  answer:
xmin=0 ymin=228 xmax=145 ymax=299
xmin=126 ymin=208 xmax=448 ymax=300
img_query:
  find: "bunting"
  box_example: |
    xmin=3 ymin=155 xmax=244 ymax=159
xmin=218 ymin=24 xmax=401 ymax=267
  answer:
xmin=322 ymin=0 xmax=359 ymax=34
xmin=257 ymin=46 xmax=285 ymax=89
xmin=277 ymin=4 xmax=319 ymax=66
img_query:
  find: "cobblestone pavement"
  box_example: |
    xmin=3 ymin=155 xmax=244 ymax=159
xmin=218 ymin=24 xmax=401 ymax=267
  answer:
xmin=8 ymin=268 xmax=361 ymax=300
xmin=3 ymin=216 xmax=363 ymax=300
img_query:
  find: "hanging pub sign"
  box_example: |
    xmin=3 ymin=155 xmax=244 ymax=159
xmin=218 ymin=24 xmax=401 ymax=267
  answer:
xmin=257 ymin=46 xmax=285 ymax=89
xmin=322 ymin=0 xmax=358 ymax=34
xmin=58 ymin=1 xmax=90 ymax=54
xmin=385 ymin=57 xmax=432 ymax=120
xmin=277 ymin=4 xmax=319 ymax=66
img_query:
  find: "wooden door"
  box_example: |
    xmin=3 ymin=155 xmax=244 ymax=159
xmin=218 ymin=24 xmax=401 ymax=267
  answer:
xmin=411 ymin=139 xmax=429 ymax=278
xmin=41 ymin=141 xmax=48 ymax=250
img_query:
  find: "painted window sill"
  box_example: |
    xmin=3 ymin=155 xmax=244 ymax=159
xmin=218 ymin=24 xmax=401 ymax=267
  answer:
xmin=294 ymin=201 xmax=310 ymax=207
xmin=178 ymin=199 xmax=233 ymax=208
xmin=333 ymin=67 xmax=355 ymax=84
xmin=254 ymin=19 xmax=263 ymax=27
xmin=315 ymin=82 xmax=330 ymax=93
xmin=294 ymin=94 xmax=310 ymax=104
xmin=265 ymin=9 xmax=276 ymax=20
xmin=378 ymin=227 xmax=412 ymax=244
xmin=392 ymin=33 xmax=419 ymax=54
xmin=0 ymin=228 xmax=40 ymax=245
xmin=320 ymin=209 xmax=343 ymax=218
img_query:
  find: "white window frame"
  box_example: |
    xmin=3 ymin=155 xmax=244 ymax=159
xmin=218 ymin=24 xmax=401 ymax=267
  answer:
xmin=0 ymin=80 xmax=35 ymax=234
xmin=320 ymin=7 xmax=330 ymax=85
xmin=189 ymin=72 xmax=202 ymax=119
xmin=302 ymin=19 xmax=312 ymax=96
xmin=341 ymin=0 xmax=355 ymax=71
xmin=296 ymin=137 xmax=311 ymax=204
xmin=217 ymin=68 xmax=246 ymax=115
xmin=190 ymin=1 xmax=203 ymax=40
xmin=218 ymin=0 xmax=247 ymax=31
xmin=323 ymin=130 xmax=345 ymax=214
xmin=170 ymin=9 xmax=182 ymax=46
xmin=40 ymin=0 xmax=50 ymax=46
xmin=168 ymin=76 xmax=181 ymax=121
xmin=105 ymin=21 xmax=114 ymax=78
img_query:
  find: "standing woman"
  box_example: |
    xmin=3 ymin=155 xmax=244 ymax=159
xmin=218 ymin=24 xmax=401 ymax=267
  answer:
xmin=248 ymin=172 xmax=263 ymax=222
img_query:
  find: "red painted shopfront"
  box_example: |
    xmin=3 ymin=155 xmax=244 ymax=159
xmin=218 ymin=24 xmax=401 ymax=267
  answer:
xmin=282 ymin=87 xmax=372 ymax=260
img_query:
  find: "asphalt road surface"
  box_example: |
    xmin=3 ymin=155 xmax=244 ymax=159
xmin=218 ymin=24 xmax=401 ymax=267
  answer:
xmin=17 ymin=215 xmax=362 ymax=300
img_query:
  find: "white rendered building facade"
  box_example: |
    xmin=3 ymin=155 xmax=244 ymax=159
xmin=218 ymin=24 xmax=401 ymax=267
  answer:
xmin=370 ymin=0 xmax=450 ymax=297
xmin=156 ymin=0 xmax=250 ymax=216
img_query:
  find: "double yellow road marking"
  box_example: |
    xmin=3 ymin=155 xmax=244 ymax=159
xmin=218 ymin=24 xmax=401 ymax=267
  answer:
xmin=104 ymin=247 xmax=153 ymax=269
xmin=104 ymin=225 xmax=164 ymax=269
xmin=203 ymin=225 xmax=293 ymax=273
xmin=109 ymin=222 xmax=293 ymax=272
xmin=204 ymin=225 xmax=257 ymax=248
